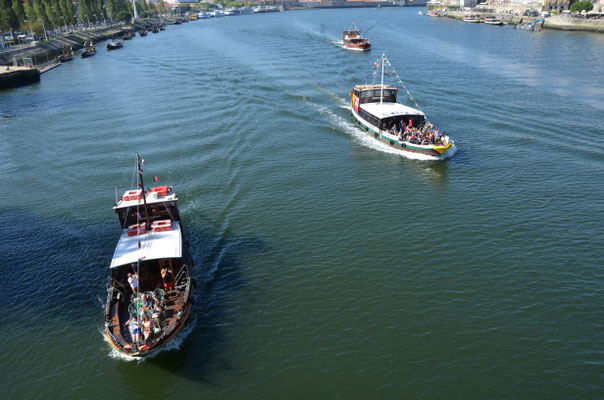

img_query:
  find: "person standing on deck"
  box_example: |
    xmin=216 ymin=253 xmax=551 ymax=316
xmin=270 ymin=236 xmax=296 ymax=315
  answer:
xmin=128 ymin=272 xmax=139 ymax=294
xmin=161 ymin=265 xmax=174 ymax=295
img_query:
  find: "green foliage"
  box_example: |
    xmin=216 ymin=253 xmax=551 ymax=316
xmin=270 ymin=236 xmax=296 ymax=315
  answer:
xmin=116 ymin=10 xmax=131 ymax=22
xmin=0 ymin=0 xmax=19 ymax=31
xmin=569 ymin=1 xmax=593 ymax=13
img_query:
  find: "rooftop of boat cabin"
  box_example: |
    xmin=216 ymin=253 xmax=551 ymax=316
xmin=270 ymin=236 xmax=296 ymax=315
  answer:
xmin=353 ymin=84 xmax=397 ymax=91
xmin=114 ymin=186 xmax=178 ymax=210
xmin=110 ymin=221 xmax=182 ymax=268
xmin=361 ymin=102 xmax=425 ymax=119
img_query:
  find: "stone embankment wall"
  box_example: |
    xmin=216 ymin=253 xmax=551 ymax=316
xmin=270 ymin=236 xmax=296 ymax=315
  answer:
xmin=543 ymin=16 xmax=604 ymax=33
xmin=437 ymin=9 xmax=604 ymax=33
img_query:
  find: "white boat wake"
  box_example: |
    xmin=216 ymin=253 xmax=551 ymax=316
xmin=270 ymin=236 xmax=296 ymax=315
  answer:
xmin=315 ymin=102 xmax=456 ymax=161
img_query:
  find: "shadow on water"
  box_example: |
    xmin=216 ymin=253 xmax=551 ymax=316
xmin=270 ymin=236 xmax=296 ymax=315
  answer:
xmin=0 ymin=207 xmax=266 ymax=389
xmin=116 ymin=213 xmax=267 ymax=385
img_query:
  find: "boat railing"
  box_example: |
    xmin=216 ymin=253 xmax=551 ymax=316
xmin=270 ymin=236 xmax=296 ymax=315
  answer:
xmin=174 ymin=264 xmax=189 ymax=289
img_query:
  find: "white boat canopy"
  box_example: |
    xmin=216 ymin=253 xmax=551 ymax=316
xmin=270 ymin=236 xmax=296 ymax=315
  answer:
xmin=110 ymin=221 xmax=182 ymax=268
xmin=361 ymin=102 xmax=425 ymax=120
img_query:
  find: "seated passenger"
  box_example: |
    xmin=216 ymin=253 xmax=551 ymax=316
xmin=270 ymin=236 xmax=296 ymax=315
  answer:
xmin=141 ymin=293 xmax=153 ymax=311
xmin=142 ymin=314 xmax=153 ymax=341
xmin=126 ymin=315 xmax=142 ymax=344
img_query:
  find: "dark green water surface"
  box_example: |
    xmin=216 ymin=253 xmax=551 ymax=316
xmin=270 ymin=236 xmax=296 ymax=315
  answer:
xmin=1 ymin=8 xmax=603 ymax=399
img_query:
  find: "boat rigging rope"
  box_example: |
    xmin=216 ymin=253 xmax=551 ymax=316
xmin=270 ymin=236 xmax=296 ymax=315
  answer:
xmin=369 ymin=54 xmax=431 ymax=123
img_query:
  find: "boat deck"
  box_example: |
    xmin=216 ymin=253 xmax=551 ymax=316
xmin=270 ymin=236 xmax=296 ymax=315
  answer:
xmin=108 ymin=288 xmax=187 ymax=352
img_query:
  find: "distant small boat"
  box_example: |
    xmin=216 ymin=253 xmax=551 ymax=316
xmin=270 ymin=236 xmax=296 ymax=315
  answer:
xmin=58 ymin=46 xmax=74 ymax=62
xmin=123 ymin=31 xmax=134 ymax=40
xmin=139 ymin=29 xmax=148 ymax=37
xmin=224 ymin=8 xmax=241 ymax=16
xmin=484 ymin=17 xmax=504 ymax=25
xmin=343 ymin=23 xmax=371 ymax=52
xmin=427 ymin=12 xmax=441 ymax=17
xmin=463 ymin=15 xmax=482 ymax=23
xmin=174 ymin=17 xmax=183 ymax=24
xmin=152 ymin=25 xmax=159 ymax=33
xmin=198 ymin=11 xmax=211 ymax=19
xmin=159 ymin=24 xmax=166 ymax=30
xmin=107 ymin=39 xmax=123 ymax=50
xmin=253 ymin=6 xmax=279 ymax=13
xmin=81 ymin=42 xmax=96 ymax=58
xmin=58 ymin=53 xmax=73 ymax=62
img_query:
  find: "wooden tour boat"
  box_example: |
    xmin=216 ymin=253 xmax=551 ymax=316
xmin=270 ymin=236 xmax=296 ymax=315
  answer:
xmin=105 ymin=155 xmax=195 ymax=357
xmin=484 ymin=17 xmax=504 ymax=25
xmin=107 ymin=39 xmax=123 ymax=50
xmin=81 ymin=41 xmax=96 ymax=58
xmin=343 ymin=24 xmax=371 ymax=51
xmin=463 ymin=15 xmax=482 ymax=23
xmin=58 ymin=47 xmax=74 ymax=62
xmin=349 ymin=53 xmax=453 ymax=158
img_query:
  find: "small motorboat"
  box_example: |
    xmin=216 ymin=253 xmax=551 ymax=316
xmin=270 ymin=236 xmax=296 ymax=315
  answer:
xmin=122 ymin=31 xmax=134 ymax=40
xmin=159 ymin=24 xmax=166 ymax=30
xmin=139 ymin=29 xmax=148 ymax=37
xmin=152 ymin=25 xmax=159 ymax=33
xmin=107 ymin=39 xmax=123 ymax=50
xmin=343 ymin=23 xmax=371 ymax=52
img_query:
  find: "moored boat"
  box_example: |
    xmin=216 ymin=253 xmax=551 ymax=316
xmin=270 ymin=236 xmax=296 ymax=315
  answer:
xmin=484 ymin=17 xmax=504 ymax=25
xmin=427 ymin=12 xmax=441 ymax=17
xmin=58 ymin=46 xmax=74 ymax=62
xmin=152 ymin=25 xmax=160 ymax=33
xmin=105 ymin=155 xmax=195 ymax=358
xmin=343 ymin=23 xmax=371 ymax=51
xmin=122 ymin=31 xmax=134 ymax=40
xmin=349 ymin=53 xmax=453 ymax=158
xmin=139 ymin=29 xmax=148 ymax=37
xmin=107 ymin=39 xmax=123 ymax=50
xmin=81 ymin=41 xmax=96 ymax=58
xmin=463 ymin=15 xmax=482 ymax=23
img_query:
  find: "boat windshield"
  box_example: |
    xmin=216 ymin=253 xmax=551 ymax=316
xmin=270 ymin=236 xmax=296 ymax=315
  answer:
xmin=360 ymin=89 xmax=397 ymax=104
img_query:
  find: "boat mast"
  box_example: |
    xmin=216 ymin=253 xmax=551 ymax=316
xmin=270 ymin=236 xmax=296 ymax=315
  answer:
xmin=136 ymin=154 xmax=151 ymax=229
xmin=380 ymin=52 xmax=385 ymax=105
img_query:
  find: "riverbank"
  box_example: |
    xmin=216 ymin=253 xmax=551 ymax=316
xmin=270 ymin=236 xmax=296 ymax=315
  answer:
xmin=0 ymin=20 xmax=171 ymax=67
xmin=429 ymin=8 xmax=604 ymax=33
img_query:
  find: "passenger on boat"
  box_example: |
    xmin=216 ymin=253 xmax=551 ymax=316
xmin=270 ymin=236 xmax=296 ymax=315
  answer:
xmin=127 ymin=315 xmax=142 ymax=344
xmin=141 ymin=293 xmax=153 ymax=311
xmin=142 ymin=314 xmax=153 ymax=341
xmin=161 ymin=265 xmax=174 ymax=294
xmin=127 ymin=272 xmax=139 ymax=294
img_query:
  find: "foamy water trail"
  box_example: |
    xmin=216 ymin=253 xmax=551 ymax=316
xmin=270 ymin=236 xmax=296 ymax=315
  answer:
xmin=315 ymin=102 xmax=456 ymax=161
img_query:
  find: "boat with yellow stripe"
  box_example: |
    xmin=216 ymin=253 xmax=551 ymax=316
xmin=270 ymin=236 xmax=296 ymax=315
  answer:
xmin=349 ymin=53 xmax=453 ymax=158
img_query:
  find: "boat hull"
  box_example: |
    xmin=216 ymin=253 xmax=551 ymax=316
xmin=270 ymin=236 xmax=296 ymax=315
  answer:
xmin=106 ymin=298 xmax=192 ymax=357
xmin=351 ymin=109 xmax=451 ymax=157
xmin=344 ymin=41 xmax=371 ymax=51
xmin=81 ymin=50 xmax=96 ymax=58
